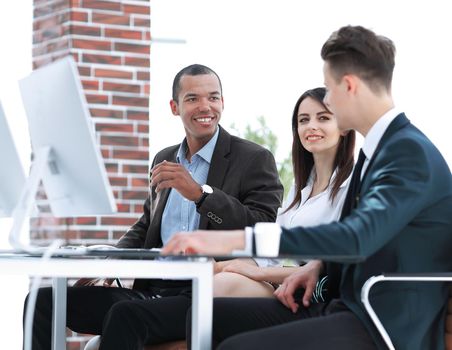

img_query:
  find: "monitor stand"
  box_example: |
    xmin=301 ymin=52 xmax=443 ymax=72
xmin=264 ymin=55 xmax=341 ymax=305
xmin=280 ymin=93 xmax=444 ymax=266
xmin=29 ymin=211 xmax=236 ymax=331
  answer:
xmin=8 ymin=146 xmax=64 ymax=252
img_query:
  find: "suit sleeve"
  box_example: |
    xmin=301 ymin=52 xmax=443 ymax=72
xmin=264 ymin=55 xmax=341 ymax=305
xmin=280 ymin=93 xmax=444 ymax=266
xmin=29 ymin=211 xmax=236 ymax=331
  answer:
xmin=280 ymin=136 xmax=451 ymax=261
xmin=115 ymin=198 xmax=150 ymax=249
xmin=115 ymin=156 xmax=160 ymax=249
xmin=197 ymin=147 xmax=283 ymax=229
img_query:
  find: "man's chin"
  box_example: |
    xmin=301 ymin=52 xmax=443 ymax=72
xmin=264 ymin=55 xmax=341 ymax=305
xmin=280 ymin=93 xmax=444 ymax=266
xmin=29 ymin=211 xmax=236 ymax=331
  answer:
xmin=338 ymin=123 xmax=352 ymax=133
xmin=192 ymin=126 xmax=218 ymax=140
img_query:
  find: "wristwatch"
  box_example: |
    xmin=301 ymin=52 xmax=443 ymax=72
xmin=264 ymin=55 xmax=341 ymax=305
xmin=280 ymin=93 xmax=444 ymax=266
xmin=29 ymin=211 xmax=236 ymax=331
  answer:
xmin=195 ymin=184 xmax=213 ymax=208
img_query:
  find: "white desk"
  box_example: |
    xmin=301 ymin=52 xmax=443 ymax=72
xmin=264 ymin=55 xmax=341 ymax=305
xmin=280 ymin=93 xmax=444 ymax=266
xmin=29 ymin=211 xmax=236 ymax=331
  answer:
xmin=0 ymin=255 xmax=213 ymax=350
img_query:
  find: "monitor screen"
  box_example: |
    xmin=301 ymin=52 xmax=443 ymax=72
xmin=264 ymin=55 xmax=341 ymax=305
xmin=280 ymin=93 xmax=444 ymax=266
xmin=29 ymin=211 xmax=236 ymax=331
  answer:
xmin=18 ymin=56 xmax=117 ymax=217
xmin=0 ymin=100 xmax=26 ymax=217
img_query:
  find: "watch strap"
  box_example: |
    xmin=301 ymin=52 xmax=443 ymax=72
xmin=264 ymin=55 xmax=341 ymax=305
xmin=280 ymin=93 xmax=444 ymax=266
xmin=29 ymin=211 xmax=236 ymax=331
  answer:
xmin=195 ymin=192 xmax=209 ymax=208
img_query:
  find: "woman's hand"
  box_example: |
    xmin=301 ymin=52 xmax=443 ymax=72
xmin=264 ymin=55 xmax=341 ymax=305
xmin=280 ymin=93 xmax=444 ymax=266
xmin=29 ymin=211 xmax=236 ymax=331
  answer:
xmin=274 ymin=260 xmax=323 ymax=313
xmin=218 ymin=259 xmax=262 ymax=280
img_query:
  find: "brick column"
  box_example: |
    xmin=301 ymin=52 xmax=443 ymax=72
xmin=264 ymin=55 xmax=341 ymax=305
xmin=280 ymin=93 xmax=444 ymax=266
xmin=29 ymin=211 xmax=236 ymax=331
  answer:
xmin=31 ymin=0 xmax=151 ymax=246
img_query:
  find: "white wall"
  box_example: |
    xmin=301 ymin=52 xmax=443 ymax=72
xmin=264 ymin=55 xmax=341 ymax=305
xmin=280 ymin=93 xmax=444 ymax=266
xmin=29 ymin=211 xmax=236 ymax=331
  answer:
xmin=149 ymin=0 xmax=452 ymax=168
xmin=0 ymin=1 xmax=32 ymax=347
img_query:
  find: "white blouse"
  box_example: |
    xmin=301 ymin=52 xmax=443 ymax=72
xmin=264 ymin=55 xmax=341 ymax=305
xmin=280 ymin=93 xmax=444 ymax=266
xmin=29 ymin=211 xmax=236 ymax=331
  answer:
xmin=256 ymin=169 xmax=350 ymax=267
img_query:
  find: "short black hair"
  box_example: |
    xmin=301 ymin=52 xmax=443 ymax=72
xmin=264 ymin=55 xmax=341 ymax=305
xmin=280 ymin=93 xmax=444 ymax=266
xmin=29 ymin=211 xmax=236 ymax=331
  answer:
xmin=321 ymin=25 xmax=396 ymax=92
xmin=172 ymin=64 xmax=223 ymax=102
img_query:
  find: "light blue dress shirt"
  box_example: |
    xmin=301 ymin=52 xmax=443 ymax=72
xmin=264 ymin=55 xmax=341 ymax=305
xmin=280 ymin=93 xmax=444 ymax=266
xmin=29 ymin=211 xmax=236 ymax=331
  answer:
xmin=160 ymin=127 xmax=219 ymax=245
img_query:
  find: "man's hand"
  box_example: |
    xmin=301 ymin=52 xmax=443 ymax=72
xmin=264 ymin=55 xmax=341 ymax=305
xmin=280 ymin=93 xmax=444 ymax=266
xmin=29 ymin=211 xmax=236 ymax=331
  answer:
xmin=150 ymin=160 xmax=202 ymax=201
xmin=73 ymin=278 xmax=116 ymax=287
xmin=274 ymin=260 xmax=323 ymax=313
xmin=161 ymin=230 xmax=245 ymax=255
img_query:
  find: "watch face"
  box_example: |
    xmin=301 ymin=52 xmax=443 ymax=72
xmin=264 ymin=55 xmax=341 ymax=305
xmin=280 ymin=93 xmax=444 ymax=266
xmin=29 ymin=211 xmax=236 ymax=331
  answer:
xmin=202 ymin=184 xmax=213 ymax=194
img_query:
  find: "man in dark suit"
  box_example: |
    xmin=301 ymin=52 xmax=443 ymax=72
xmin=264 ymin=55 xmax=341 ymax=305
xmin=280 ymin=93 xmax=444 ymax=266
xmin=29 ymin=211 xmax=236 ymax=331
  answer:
xmin=27 ymin=64 xmax=283 ymax=350
xmin=163 ymin=26 xmax=452 ymax=350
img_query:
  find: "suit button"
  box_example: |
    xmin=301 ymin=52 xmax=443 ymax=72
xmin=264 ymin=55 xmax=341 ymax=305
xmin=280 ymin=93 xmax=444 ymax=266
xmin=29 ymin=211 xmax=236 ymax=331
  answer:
xmin=207 ymin=212 xmax=222 ymax=224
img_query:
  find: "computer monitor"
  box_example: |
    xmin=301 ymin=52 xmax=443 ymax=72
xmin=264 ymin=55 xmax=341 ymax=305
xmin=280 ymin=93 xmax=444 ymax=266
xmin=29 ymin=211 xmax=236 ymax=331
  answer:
xmin=0 ymin=100 xmax=26 ymax=217
xmin=9 ymin=56 xmax=117 ymax=249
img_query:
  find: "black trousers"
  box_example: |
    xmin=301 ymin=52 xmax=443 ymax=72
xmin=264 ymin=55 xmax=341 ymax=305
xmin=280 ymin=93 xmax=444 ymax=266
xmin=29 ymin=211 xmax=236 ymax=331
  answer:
xmin=24 ymin=285 xmax=191 ymax=350
xmin=187 ymin=298 xmax=377 ymax=350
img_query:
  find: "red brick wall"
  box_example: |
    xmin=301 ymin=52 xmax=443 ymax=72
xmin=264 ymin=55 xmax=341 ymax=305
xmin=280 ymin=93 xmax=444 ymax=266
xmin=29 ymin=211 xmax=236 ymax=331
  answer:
xmin=31 ymin=0 xmax=150 ymax=247
xmin=32 ymin=0 xmax=150 ymax=347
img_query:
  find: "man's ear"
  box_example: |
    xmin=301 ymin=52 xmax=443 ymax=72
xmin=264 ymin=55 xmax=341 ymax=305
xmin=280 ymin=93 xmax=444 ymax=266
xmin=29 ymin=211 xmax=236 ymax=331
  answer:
xmin=170 ymin=99 xmax=179 ymax=116
xmin=343 ymin=74 xmax=358 ymax=95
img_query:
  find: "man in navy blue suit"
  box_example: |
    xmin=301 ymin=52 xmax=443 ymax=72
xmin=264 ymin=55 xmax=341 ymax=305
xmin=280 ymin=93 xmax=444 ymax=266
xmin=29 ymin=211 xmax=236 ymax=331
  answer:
xmin=163 ymin=25 xmax=452 ymax=350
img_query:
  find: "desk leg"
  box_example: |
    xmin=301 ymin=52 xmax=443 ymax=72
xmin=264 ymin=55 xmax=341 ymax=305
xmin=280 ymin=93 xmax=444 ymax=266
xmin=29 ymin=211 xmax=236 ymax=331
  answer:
xmin=191 ymin=263 xmax=213 ymax=350
xmin=52 ymin=277 xmax=67 ymax=350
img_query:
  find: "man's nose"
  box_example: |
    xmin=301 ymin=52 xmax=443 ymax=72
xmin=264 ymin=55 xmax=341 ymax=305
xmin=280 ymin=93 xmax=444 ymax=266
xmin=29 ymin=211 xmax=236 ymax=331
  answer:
xmin=198 ymin=98 xmax=211 ymax=111
xmin=323 ymin=95 xmax=330 ymax=108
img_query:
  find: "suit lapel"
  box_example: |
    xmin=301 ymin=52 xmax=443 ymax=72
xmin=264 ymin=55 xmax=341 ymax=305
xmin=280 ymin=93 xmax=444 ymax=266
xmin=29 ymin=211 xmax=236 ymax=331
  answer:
xmin=146 ymin=148 xmax=177 ymax=247
xmin=199 ymin=126 xmax=231 ymax=229
xmin=359 ymin=113 xmax=410 ymax=191
xmin=328 ymin=113 xmax=410 ymax=298
xmin=207 ymin=126 xmax=230 ymax=188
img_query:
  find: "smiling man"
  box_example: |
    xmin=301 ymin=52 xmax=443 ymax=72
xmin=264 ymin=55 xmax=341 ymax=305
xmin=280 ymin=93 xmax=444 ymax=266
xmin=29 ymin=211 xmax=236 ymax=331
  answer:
xmin=163 ymin=28 xmax=452 ymax=350
xmin=26 ymin=64 xmax=283 ymax=350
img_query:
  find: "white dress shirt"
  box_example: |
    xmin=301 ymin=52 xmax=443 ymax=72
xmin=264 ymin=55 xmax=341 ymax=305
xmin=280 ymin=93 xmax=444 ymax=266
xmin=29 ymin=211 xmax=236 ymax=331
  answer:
xmin=361 ymin=107 xmax=400 ymax=177
xmin=255 ymin=169 xmax=350 ymax=267
xmin=253 ymin=108 xmax=402 ymax=266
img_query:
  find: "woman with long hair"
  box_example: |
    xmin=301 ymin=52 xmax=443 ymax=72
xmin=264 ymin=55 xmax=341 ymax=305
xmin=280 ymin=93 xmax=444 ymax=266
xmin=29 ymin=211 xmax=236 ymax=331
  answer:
xmin=214 ymin=87 xmax=355 ymax=301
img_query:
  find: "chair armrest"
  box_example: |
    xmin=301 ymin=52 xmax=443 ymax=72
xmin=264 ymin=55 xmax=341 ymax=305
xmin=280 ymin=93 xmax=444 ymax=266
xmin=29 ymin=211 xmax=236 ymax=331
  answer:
xmin=361 ymin=274 xmax=452 ymax=350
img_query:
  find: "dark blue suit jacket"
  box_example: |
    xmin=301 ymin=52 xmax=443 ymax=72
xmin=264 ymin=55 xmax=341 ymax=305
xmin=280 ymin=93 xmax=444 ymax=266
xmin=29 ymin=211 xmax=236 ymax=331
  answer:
xmin=280 ymin=114 xmax=452 ymax=349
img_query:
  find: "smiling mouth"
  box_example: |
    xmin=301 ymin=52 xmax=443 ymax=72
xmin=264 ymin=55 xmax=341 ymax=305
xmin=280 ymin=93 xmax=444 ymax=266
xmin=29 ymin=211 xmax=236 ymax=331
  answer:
xmin=306 ymin=135 xmax=323 ymax=141
xmin=195 ymin=116 xmax=215 ymax=123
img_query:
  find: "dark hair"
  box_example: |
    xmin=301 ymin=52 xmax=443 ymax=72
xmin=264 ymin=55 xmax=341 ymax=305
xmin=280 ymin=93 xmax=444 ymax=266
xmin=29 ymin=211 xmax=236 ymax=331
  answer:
xmin=284 ymin=87 xmax=355 ymax=212
xmin=321 ymin=25 xmax=396 ymax=93
xmin=172 ymin=64 xmax=223 ymax=102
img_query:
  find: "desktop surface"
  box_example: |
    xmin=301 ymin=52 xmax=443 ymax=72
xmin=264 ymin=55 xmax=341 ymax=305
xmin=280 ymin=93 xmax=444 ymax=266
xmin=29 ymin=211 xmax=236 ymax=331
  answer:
xmin=0 ymin=248 xmax=358 ymax=262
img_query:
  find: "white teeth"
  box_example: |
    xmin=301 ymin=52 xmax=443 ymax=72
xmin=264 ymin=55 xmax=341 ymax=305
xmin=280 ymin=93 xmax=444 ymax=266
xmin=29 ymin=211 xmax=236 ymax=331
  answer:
xmin=197 ymin=117 xmax=213 ymax=122
xmin=307 ymin=135 xmax=322 ymax=140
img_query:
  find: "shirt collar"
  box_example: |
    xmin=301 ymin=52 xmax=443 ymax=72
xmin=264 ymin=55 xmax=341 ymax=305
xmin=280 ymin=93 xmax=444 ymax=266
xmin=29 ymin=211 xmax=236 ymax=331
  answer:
xmin=300 ymin=168 xmax=347 ymax=206
xmin=362 ymin=107 xmax=401 ymax=160
xmin=176 ymin=126 xmax=220 ymax=164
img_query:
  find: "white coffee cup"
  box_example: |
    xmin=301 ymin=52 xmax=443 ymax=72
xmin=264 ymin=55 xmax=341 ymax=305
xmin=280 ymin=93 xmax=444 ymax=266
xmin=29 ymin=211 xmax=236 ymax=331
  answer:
xmin=254 ymin=222 xmax=282 ymax=257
